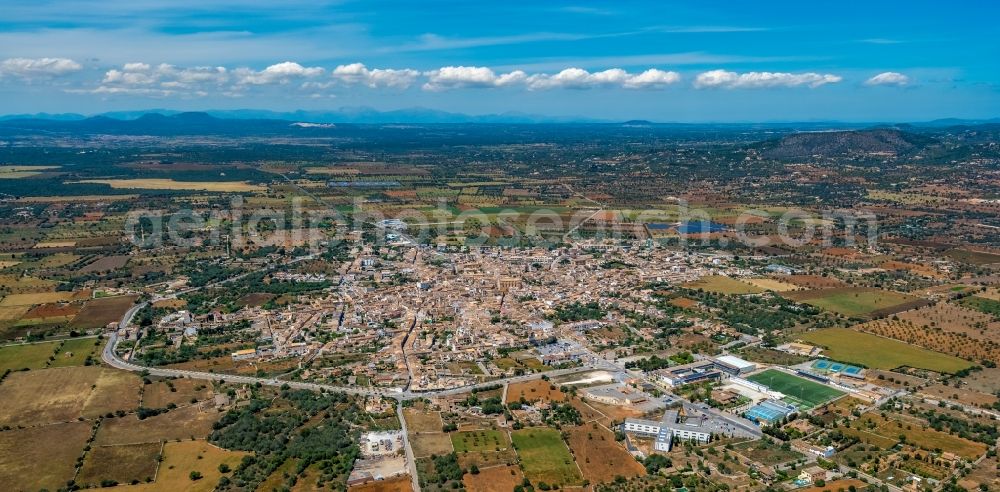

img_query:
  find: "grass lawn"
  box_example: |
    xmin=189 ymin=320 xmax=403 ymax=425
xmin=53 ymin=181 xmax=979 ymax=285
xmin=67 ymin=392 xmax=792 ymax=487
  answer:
xmin=799 ymin=328 xmax=973 ymax=374
xmin=746 ymin=369 xmax=844 ymax=410
xmin=683 ymin=275 xmax=764 ymax=295
xmin=511 ymin=428 xmax=583 ymax=486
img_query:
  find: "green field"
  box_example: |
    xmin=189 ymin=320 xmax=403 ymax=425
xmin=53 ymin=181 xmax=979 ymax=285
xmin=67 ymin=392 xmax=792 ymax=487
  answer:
xmin=960 ymin=296 xmax=1000 ymax=317
xmin=683 ymin=275 xmax=764 ymax=295
xmin=784 ymin=288 xmax=916 ymax=317
xmin=0 ymin=342 xmax=59 ymax=372
xmin=746 ymin=369 xmax=844 ymax=410
xmin=48 ymin=337 xmax=101 ymax=368
xmin=511 ymin=428 xmax=583 ymax=486
xmin=799 ymin=328 xmax=972 ymax=374
xmin=451 ymin=430 xmax=507 ymax=453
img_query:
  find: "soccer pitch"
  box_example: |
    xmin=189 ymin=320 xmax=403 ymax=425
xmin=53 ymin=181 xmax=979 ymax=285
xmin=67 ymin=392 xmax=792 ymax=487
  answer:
xmin=746 ymin=369 xmax=845 ymax=410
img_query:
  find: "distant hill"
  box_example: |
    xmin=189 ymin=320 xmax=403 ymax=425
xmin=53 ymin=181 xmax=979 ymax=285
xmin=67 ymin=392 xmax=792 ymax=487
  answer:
xmin=0 ymin=112 xmax=305 ymax=136
xmin=54 ymin=107 xmax=606 ymax=125
xmin=757 ymin=128 xmax=939 ymax=159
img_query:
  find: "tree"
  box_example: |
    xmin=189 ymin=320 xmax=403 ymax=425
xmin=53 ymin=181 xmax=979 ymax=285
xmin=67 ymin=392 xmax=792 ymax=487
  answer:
xmin=189 ymin=471 xmax=203 ymax=481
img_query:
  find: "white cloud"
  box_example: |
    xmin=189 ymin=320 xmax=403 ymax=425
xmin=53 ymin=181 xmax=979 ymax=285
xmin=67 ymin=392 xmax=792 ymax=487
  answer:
xmin=331 ymin=63 xmax=420 ymax=89
xmin=865 ymin=71 xmax=910 ymax=86
xmin=423 ymin=66 xmax=679 ymax=91
xmin=694 ymin=69 xmax=842 ymax=89
xmin=623 ymin=69 xmax=682 ymax=89
xmin=0 ymin=57 xmax=82 ymax=79
xmin=100 ymin=62 xmax=228 ymax=89
xmin=526 ymin=68 xmax=628 ymax=90
xmin=234 ymin=61 xmax=323 ymax=85
xmin=422 ymin=66 xmax=527 ymax=91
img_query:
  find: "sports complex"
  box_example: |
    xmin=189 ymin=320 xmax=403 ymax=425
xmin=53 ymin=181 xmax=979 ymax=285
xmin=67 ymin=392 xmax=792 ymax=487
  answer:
xmin=745 ymin=369 xmax=845 ymax=410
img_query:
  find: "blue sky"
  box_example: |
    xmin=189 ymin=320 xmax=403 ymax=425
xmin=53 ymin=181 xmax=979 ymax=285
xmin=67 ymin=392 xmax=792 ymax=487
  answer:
xmin=0 ymin=0 xmax=997 ymax=121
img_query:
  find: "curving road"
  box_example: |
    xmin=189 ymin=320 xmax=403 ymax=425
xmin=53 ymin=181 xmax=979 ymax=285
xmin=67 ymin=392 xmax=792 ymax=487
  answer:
xmin=103 ymin=321 xmax=601 ymax=401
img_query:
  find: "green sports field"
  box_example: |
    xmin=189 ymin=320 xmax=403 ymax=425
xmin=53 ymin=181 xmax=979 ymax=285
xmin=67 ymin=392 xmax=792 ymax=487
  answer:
xmin=746 ymin=369 xmax=845 ymax=410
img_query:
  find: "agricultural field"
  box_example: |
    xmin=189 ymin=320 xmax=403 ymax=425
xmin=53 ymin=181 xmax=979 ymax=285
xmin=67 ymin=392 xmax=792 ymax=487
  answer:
xmin=126 ymin=440 xmax=245 ymax=492
xmin=94 ymin=405 xmax=222 ymax=445
xmin=849 ymin=414 xmax=987 ymax=459
xmin=76 ymin=442 xmax=162 ymax=486
xmin=919 ymin=384 xmax=998 ymax=408
xmin=945 ymin=249 xmax=1000 ymax=265
xmin=462 ymin=465 xmax=523 ymax=492
xmin=745 ymin=369 xmax=844 ymax=409
xmin=0 ymin=366 xmax=141 ymax=426
xmin=451 ymin=429 xmax=517 ymax=469
xmin=564 ymin=424 xmax=645 ymax=484
xmin=0 ymin=420 xmax=92 ymax=491
xmin=854 ymin=317 xmax=1000 ymax=365
xmin=510 ymin=428 xmax=584 ymax=486
xmin=0 ymin=165 xmax=61 ymax=179
xmin=779 ymin=274 xmax=846 ymax=289
xmin=505 ymin=379 xmax=567 ymax=404
xmin=23 ymin=301 xmax=82 ymax=321
xmin=974 ymin=287 xmax=1000 ymax=301
xmin=75 ymin=178 xmax=266 ymax=192
xmin=799 ymin=328 xmax=973 ymax=373
xmin=33 ymin=240 xmax=77 ymax=248
xmin=78 ymin=254 xmax=131 ymax=274
xmin=732 ymin=438 xmax=804 ymax=466
xmin=962 ymin=366 xmax=1000 ymax=394
xmin=451 ymin=429 xmax=508 ymax=453
xmin=959 ymin=295 xmax=1000 ymax=317
xmin=70 ymin=295 xmax=138 ymax=329
xmin=141 ymin=378 xmax=213 ymax=408
xmin=897 ymin=302 xmax=999 ymax=337
xmin=782 ymin=287 xmax=920 ymax=318
xmin=349 ymin=474 xmax=414 ymax=492
xmin=682 ymin=275 xmax=763 ymax=295
xmin=410 ymin=433 xmax=455 ymax=458
xmin=0 ymin=275 xmax=61 ymax=294
xmin=48 ymin=336 xmax=102 ymax=367
xmin=743 ymin=277 xmax=801 ymax=292
xmin=0 ymin=340 xmax=60 ymax=371
xmin=736 ymin=346 xmax=810 ymax=366
xmin=0 ymin=291 xmax=84 ymax=307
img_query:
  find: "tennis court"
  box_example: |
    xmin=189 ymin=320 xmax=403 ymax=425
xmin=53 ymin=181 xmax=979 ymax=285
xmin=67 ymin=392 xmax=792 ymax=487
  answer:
xmin=812 ymin=359 xmax=864 ymax=376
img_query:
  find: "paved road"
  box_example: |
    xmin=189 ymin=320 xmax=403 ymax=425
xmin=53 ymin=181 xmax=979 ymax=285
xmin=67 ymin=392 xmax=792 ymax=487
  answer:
xmin=396 ymin=402 xmax=421 ymax=492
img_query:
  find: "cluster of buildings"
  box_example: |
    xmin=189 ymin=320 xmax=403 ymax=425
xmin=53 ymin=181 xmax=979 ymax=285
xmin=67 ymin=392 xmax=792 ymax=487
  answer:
xmin=653 ymin=355 xmax=757 ymax=387
xmin=623 ymin=402 xmax=762 ymax=452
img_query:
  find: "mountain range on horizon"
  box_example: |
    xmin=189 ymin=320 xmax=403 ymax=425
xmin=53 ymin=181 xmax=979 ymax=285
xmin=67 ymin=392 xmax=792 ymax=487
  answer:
xmin=1 ymin=107 xmax=999 ymax=127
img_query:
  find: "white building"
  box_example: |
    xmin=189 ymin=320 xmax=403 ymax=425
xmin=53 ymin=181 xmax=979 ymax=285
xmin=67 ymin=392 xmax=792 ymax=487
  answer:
xmin=623 ymin=404 xmax=761 ymax=452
